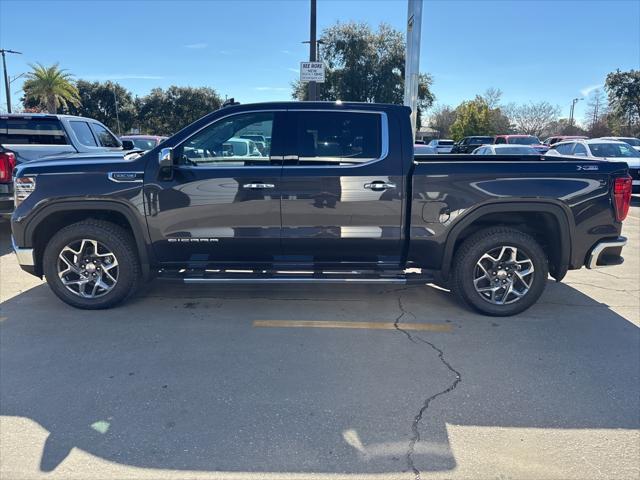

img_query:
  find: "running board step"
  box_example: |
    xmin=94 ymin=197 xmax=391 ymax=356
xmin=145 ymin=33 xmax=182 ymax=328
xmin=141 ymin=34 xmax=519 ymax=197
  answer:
xmin=169 ymin=270 xmax=434 ymax=285
xmin=184 ymin=277 xmax=407 ymax=285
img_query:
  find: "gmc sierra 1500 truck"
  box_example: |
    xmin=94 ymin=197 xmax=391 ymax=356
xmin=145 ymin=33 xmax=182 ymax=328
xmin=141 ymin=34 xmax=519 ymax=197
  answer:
xmin=10 ymin=102 xmax=633 ymax=316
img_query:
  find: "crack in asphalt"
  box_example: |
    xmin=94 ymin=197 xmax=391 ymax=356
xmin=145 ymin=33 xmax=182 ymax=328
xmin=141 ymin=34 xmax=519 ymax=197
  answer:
xmin=393 ymin=296 xmax=462 ymax=480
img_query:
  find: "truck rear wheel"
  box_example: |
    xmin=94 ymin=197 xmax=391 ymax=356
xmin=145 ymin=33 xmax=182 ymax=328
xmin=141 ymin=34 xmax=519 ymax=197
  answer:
xmin=43 ymin=220 xmax=140 ymax=309
xmin=451 ymin=227 xmax=548 ymax=316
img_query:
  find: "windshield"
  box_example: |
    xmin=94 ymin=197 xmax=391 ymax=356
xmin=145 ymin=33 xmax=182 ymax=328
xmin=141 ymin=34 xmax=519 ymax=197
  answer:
xmin=129 ymin=138 xmax=158 ymax=150
xmin=469 ymin=137 xmax=493 ymax=145
xmin=589 ymin=143 xmax=640 ymax=158
xmin=438 ymin=140 xmax=454 ymax=146
xmin=618 ymin=138 xmax=640 ymax=147
xmin=495 ymin=146 xmax=538 ymax=155
xmin=508 ymin=136 xmax=540 ymax=145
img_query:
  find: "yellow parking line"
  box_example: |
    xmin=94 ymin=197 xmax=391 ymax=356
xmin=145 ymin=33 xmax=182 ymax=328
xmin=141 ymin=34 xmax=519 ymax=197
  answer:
xmin=253 ymin=320 xmax=452 ymax=332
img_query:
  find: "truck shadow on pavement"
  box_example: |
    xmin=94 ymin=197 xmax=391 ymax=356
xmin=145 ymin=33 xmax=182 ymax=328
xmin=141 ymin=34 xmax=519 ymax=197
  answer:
xmin=1 ymin=274 xmax=639 ymax=477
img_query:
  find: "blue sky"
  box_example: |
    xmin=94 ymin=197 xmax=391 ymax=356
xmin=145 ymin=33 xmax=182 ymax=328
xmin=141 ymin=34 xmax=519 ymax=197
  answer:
xmin=1 ymin=0 xmax=638 ymax=123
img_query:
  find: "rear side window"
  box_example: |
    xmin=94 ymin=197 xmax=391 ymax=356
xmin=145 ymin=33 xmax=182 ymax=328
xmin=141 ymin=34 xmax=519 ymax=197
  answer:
xmin=495 ymin=137 xmax=506 ymax=144
xmin=0 ymin=117 xmax=68 ymax=145
xmin=294 ymin=112 xmax=381 ymax=165
xmin=69 ymin=121 xmax=98 ymax=147
xmin=556 ymin=143 xmax=574 ymax=155
xmin=90 ymin=123 xmax=120 ymax=148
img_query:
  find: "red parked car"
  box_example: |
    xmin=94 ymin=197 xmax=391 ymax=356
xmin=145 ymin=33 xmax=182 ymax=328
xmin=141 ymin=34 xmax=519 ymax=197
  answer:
xmin=494 ymin=135 xmax=549 ymax=154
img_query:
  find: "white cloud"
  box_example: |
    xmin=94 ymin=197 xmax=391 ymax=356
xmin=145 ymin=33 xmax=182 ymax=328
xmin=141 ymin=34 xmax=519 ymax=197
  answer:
xmin=580 ymin=84 xmax=603 ymax=97
xmin=82 ymin=74 xmax=164 ymax=80
xmin=287 ymin=67 xmax=299 ymax=73
xmin=281 ymin=49 xmax=292 ymax=55
xmin=219 ymin=50 xmax=232 ymax=55
xmin=185 ymin=43 xmax=208 ymax=49
xmin=255 ymin=86 xmax=289 ymax=91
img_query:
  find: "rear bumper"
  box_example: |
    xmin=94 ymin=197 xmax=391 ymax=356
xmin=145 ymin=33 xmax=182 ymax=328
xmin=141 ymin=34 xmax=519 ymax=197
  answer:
xmin=0 ymin=196 xmax=13 ymax=218
xmin=586 ymin=236 xmax=627 ymax=269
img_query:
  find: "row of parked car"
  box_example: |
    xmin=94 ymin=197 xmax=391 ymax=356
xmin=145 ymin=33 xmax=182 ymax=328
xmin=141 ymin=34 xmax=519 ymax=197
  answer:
xmin=418 ymin=134 xmax=640 ymax=156
xmin=414 ymin=134 xmax=640 ymax=192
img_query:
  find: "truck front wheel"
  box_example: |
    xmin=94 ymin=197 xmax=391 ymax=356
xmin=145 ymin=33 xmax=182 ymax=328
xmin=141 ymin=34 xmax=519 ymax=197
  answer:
xmin=42 ymin=220 xmax=140 ymax=309
xmin=451 ymin=227 xmax=548 ymax=316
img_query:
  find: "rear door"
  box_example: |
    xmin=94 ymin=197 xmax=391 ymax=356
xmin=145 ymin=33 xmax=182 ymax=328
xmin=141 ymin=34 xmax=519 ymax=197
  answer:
xmin=279 ymin=109 xmax=404 ymax=267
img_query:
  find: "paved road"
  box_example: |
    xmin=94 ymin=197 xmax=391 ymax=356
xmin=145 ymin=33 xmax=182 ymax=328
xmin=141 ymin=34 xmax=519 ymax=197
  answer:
xmin=1 ymin=201 xmax=639 ymax=480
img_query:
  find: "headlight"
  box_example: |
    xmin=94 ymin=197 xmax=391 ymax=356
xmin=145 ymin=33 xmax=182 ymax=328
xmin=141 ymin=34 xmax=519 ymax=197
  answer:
xmin=14 ymin=176 xmax=36 ymax=207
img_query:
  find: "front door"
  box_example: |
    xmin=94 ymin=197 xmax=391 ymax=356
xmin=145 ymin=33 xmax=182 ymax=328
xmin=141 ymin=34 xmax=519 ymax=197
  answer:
xmin=279 ymin=110 xmax=405 ymax=268
xmin=144 ymin=110 xmax=285 ymax=268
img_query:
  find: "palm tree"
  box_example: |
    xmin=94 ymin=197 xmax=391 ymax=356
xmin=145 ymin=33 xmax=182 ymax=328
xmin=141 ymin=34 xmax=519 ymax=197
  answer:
xmin=22 ymin=63 xmax=81 ymax=113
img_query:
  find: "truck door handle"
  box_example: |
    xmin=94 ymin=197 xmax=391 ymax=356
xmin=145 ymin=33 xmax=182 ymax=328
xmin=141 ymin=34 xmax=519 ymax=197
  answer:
xmin=364 ymin=181 xmax=396 ymax=191
xmin=243 ymin=183 xmax=275 ymax=189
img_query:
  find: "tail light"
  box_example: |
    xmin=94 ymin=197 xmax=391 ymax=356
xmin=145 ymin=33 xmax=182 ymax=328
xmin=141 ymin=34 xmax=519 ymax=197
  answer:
xmin=0 ymin=151 xmax=16 ymax=182
xmin=613 ymin=176 xmax=632 ymax=222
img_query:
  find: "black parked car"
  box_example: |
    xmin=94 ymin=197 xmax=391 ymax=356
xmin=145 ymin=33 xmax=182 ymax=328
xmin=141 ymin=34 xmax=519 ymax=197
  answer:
xmin=451 ymin=136 xmax=495 ymax=154
xmin=10 ymin=101 xmax=632 ymax=316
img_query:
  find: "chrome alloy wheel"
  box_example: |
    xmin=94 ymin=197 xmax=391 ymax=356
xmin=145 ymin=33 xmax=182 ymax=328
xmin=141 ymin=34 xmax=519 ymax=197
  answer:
xmin=473 ymin=245 xmax=534 ymax=305
xmin=57 ymin=239 xmax=119 ymax=298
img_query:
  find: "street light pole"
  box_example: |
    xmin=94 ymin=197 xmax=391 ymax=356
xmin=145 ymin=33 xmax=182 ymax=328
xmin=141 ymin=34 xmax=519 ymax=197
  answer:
xmin=569 ymin=97 xmax=582 ymax=128
xmin=1 ymin=49 xmax=22 ymax=114
xmin=308 ymin=0 xmax=317 ymax=101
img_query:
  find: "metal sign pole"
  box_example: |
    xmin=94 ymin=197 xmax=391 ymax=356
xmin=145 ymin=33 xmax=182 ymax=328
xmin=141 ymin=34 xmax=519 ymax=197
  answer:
xmin=403 ymin=0 xmax=423 ymax=139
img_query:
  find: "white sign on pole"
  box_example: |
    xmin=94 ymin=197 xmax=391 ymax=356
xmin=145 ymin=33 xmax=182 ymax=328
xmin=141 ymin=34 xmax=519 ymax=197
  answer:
xmin=300 ymin=62 xmax=325 ymax=83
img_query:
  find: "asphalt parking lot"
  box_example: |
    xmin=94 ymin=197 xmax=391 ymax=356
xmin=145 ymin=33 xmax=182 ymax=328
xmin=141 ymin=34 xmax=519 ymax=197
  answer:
xmin=1 ymin=200 xmax=639 ymax=480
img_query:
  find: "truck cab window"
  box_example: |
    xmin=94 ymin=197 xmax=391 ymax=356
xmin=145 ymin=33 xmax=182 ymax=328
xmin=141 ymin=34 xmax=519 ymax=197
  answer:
xmin=91 ymin=123 xmax=120 ymax=148
xmin=0 ymin=118 xmax=68 ymax=145
xmin=176 ymin=112 xmax=274 ymax=167
xmin=294 ymin=112 xmax=381 ymax=165
xmin=69 ymin=121 xmax=98 ymax=147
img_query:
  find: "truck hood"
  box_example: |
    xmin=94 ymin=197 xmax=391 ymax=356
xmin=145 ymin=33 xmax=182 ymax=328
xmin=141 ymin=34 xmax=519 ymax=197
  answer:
xmin=14 ymin=150 xmax=144 ymax=176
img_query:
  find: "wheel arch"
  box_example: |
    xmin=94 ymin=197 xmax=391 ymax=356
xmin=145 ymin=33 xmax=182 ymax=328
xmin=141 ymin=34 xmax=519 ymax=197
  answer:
xmin=23 ymin=200 xmax=153 ymax=279
xmin=440 ymin=200 xmax=574 ymax=282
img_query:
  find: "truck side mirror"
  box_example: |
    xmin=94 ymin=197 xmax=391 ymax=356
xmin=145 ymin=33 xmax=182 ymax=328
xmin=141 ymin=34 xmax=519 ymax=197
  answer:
xmin=121 ymin=140 xmax=135 ymax=150
xmin=158 ymin=147 xmax=175 ymax=180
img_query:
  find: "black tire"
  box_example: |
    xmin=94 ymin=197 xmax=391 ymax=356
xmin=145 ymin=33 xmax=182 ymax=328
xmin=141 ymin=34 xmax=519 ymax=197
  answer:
xmin=451 ymin=227 xmax=548 ymax=316
xmin=42 ymin=220 xmax=140 ymax=309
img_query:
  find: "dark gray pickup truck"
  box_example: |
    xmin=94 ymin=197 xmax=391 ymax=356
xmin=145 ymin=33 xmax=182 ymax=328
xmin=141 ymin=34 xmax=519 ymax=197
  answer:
xmin=10 ymin=102 xmax=633 ymax=315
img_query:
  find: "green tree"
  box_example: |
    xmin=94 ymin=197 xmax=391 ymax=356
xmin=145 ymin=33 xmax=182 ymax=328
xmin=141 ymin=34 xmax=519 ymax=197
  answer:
xmin=63 ymin=80 xmax=137 ymax=134
xmin=22 ymin=63 xmax=81 ymax=114
xmin=449 ymin=97 xmax=492 ymax=141
xmin=137 ymin=86 xmax=223 ymax=135
xmin=291 ymin=22 xmax=434 ymax=123
xmin=605 ymin=69 xmax=640 ymax=135
xmin=481 ymin=88 xmax=512 ymax=134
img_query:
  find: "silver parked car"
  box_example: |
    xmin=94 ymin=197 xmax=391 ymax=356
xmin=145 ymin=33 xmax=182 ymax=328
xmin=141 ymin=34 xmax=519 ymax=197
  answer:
xmin=427 ymin=138 xmax=454 ymax=153
xmin=472 ymin=144 xmax=539 ymax=155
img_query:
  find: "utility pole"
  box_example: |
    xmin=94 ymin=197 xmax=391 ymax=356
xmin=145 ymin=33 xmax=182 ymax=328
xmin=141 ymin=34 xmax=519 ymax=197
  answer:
xmin=112 ymin=84 xmax=122 ymax=136
xmin=592 ymin=94 xmax=600 ymax=128
xmin=1 ymin=49 xmax=22 ymax=113
xmin=308 ymin=0 xmax=317 ymax=101
xmin=404 ymin=0 xmax=423 ymax=139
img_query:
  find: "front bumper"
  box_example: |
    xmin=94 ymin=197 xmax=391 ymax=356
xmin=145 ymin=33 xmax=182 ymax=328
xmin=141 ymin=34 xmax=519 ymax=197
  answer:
xmin=11 ymin=235 xmax=36 ymax=274
xmin=586 ymin=237 xmax=627 ymax=269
